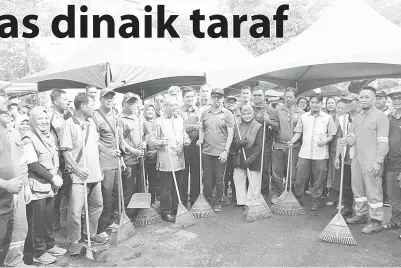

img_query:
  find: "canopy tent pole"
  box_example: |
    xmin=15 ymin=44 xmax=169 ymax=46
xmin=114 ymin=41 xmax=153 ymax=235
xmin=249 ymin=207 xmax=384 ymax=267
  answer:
xmin=106 ymin=63 xmax=112 ymax=90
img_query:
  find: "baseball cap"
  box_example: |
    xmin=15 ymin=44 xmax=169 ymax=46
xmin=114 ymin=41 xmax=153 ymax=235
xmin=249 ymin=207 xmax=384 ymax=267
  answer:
xmin=211 ymin=88 xmax=224 ymax=96
xmin=226 ymin=96 xmax=237 ymax=102
xmin=388 ymin=86 xmax=401 ymax=97
xmin=123 ymin=92 xmax=140 ymax=102
xmin=100 ymin=88 xmax=116 ymax=98
xmin=341 ymin=93 xmax=359 ymax=101
xmin=376 ymin=90 xmax=387 ymax=98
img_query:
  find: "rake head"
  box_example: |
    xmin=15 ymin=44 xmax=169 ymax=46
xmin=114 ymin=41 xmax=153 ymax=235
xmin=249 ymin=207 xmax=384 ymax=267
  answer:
xmin=271 ymin=191 xmax=306 ymax=216
xmin=246 ymin=202 xmax=272 ymax=222
xmin=318 ymin=212 xmax=357 ymax=245
xmin=111 ymin=212 xmax=135 ymax=245
xmin=175 ymin=203 xmax=196 ymax=229
xmin=133 ymin=207 xmax=162 ymax=226
xmin=191 ymin=194 xmax=215 ymax=218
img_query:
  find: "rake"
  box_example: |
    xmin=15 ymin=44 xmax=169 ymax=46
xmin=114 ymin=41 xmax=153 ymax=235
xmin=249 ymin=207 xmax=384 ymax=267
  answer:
xmin=235 ymin=121 xmax=271 ymax=222
xmin=133 ymin=110 xmax=162 ymax=226
xmin=318 ymin=115 xmax=357 ymax=245
xmin=191 ymin=141 xmax=215 ymax=218
xmin=161 ymin=116 xmax=196 ymax=229
xmin=271 ymin=105 xmax=305 ymax=216
xmin=110 ymin=108 xmax=136 ymax=245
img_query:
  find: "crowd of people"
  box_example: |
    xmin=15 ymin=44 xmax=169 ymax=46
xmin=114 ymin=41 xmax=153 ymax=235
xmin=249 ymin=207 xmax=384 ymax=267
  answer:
xmin=0 ymin=82 xmax=400 ymax=266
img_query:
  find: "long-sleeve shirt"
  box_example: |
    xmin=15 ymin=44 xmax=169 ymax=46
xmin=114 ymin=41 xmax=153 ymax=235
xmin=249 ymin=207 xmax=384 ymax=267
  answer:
xmin=232 ymin=127 xmax=264 ymax=171
xmin=274 ymin=104 xmax=305 ymax=149
xmin=387 ymin=111 xmax=401 ymax=172
xmin=252 ymin=103 xmax=279 ymax=153
xmin=349 ymin=107 xmax=389 ymax=167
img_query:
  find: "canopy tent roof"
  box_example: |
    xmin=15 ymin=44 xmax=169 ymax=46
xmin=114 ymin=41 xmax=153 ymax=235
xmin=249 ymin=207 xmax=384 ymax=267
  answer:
xmin=207 ymin=0 xmax=401 ymax=93
xmin=0 ymin=81 xmax=38 ymax=97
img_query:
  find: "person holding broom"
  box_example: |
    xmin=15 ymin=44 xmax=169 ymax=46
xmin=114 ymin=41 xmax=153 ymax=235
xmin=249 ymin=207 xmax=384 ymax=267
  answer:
xmin=232 ymin=105 xmax=264 ymax=209
xmin=152 ymin=96 xmax=191 ymax=222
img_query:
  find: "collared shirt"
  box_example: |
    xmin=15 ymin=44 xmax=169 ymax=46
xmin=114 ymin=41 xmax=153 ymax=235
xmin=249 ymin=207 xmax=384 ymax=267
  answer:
xmin=119 ymin=111 xmax=145 ymax=166
xmin=252 ymin=103 xmax=279 ymax=153
xmin=274 ymin=104 xmax=305 ymax=149
xmin=200 ymin=106 xmax=235 ymax=156
xmin=386 ymin=111 xmax=401 ymax=171
xmin=295 ymin=111 xmax=337 ymax=160
xmin=382 ymin=106 xmax=392 ymax=116
xmin=60 ymin=117 xmax=103 ymax=183
xmin=49 ymin=107 xmax=67 ymax=144
xmin=181 ymin=105 xmax=200 ymax=141
xmin=350 ymin=107 xmax=389 ymax=166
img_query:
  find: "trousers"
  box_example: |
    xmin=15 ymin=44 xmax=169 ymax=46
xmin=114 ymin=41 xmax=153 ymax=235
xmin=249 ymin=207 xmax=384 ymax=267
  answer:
xmin=386 ymin=171 xmax=401 ymax=224
xmin=98 ymin=169 xmax=119 ymax=233
xmin=271 ymin=146 xmax=300 ymax=196
xmin=0 ymin=211 xmax=14 ymax=267
xmin=182 ymin=142 xmax=200 ymax=205
xmin=160 ymin=171 xmax=182 ymax=215
xmin=233 ymin=168 xmax=260 ymax=206
xmin=202 ymin=154 xmax=225 ymax=206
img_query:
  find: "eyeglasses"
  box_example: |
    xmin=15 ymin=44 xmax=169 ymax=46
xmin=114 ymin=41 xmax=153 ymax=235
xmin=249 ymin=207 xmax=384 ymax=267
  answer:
xmin=392 ymin=96 xmax=401 ymax=101
xmin=253 ymin=94 xmax=263 ymax=97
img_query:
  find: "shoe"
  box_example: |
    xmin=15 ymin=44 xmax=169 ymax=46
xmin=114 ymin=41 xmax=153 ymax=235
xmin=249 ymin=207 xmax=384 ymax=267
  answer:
xmin=340 ymin=207 xmax=353 ymax=217
xmin=305 ymin=190 xmax=311 ymax=196
xmin=33 ymin=252 xmax=57 ymax=265
xmin=346 ymin=215 xmax=368 ymax=224
xmin=242 ymin=205 xmax=248 ymax=211
xmin=107 ymin=222 xmax=119 ymax=230
xmin=383 ymin=219 xmax=400 ymax=230
xmin=162 ymin=214 xmax=175 ymax=222
xmin=326 ymin=201 xmax=335 ymax=206
xmin=47 ymin=246 xmax=67 ymax=256
xmin=310 ymin=204 xmax=320 ymax=211
xmin=384 ymin=201 xmax=391 ymax=207
xmin=322 ymin=195 xmax=328 ymax=199
xmin=362 ymin=220 xmax=383 ymax=234
xmin=84 ymin=234 xmax=108 ymax=245
xmin=213 ymin=204 xmax=223 ymax=213
xmin=98 ymin=231 xmax=110 ymax=240
xmin=68 ymin=243 xmax=83 ymax=256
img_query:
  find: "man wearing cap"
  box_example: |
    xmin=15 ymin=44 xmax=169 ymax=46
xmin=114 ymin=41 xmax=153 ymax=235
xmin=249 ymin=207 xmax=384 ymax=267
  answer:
xmin=224 ymin=95 xmax=238 ymax=203
xmin=198 ymin=84 xmax=212 ymax=118
xmin=93 ymin=88 xmax=123 ymax=239
xmin=332 ymin=93 xmax=359 ymax=217
xmin=251 ymin=86 xmax=278 ymax=201
xmin=118 ymin=93 xmax=145 ymax=215
xmin=383 ymin=87 xmax=401 ymax=235
xmin=197 ymin=88 xmax=235 ymax=212
xmin=340 ymin=86 xmax=389 ymax=234
xmin=376 ymin=89 xmax=392 ymax=207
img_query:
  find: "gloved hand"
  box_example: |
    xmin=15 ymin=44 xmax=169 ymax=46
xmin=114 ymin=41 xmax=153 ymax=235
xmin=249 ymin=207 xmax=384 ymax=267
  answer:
xmin=245 ymin=157 xmax=253 ymax=167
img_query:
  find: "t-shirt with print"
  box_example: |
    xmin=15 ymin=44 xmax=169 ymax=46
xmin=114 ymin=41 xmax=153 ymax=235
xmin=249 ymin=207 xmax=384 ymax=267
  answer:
xmin=59 ymin=117 xmax=103 ymax=184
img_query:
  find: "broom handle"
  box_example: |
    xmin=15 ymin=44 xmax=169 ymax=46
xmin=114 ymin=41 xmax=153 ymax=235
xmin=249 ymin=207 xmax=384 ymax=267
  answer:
xmin=198 ymin=109 xmax=203 ymax=194
xmin=259 ymin=120 xmax=266 ymax=196
xmin=338 ymin=115 xmax=347 ymax=214
xmin=139 ymin=110 xmax=147 ymax=194
xmin=160 ymin=115 xmax=183 ymax=204
xmin=288 ymin=104 xmax=295 ymax=190
xmin=82 ymin=123 xmax=91 ymax=248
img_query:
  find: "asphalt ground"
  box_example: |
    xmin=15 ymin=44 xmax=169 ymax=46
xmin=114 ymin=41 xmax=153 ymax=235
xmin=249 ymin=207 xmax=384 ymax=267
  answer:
xmin=46 ymin=195 xmax=401 ymax=267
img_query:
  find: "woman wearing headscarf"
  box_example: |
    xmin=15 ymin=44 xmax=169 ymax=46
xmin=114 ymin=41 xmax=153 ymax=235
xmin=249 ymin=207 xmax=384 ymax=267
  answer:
xmin=21 ymin=107 xmax=66 ymax=265
xmin=232 ymin=105 xmax=263 ymax=208
xmin=297 ymin=97 xmax=310 ymax=112
xmin=144 ymin=103 xmax=159 ymax=204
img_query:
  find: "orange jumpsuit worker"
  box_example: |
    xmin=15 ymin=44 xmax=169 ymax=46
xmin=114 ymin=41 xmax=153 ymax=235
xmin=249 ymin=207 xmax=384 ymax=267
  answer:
xmin=341 ymin=86 xmax=389 ymax=234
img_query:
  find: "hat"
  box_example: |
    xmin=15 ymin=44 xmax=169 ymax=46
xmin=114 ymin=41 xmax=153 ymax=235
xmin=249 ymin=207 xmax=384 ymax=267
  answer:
xmin=211 ymin=88 xmax=224 ymax=96
xmin=226 ymin=95 xmax=237 ymax=102
xmin=123 ymin=92 xmax=139 ymax=102
xmin=341 ymin=93 xmax=359 ymax=101
xmin=376 ymin=90 xmax=387 ymax=98
xmin=100 ymin=88 xmax=116 ymax=98
xmin=388 ymin=86 xmax=401 ymax=97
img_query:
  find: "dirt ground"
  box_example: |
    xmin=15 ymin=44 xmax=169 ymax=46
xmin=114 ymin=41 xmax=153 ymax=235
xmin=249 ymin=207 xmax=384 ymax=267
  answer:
xmin=45 ymin=194 xmax=401 ymax=267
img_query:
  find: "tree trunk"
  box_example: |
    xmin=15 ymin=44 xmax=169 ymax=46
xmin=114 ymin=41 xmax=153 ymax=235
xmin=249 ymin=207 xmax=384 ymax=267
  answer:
xmin=24 ymin=39 xmax=33 ymax=76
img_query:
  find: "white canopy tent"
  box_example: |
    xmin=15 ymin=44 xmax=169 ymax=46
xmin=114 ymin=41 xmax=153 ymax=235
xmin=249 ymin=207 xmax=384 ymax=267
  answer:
xmin=207 ymin=0 xmax=401 ymax=93
xmin=0 ymin=81 xmax=38 ymax=97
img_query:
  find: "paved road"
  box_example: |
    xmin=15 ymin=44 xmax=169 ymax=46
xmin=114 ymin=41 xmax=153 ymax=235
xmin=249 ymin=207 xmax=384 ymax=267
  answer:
xmin=48 ymin=196 xmax=401 ymax=267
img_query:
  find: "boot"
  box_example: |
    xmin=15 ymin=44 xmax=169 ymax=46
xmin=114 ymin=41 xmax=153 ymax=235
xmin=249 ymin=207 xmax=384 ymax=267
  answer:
xmin=346 ymin=214 xmax=368 ymax=224
xmin=362 ymin=219 xmax=383 ymax=234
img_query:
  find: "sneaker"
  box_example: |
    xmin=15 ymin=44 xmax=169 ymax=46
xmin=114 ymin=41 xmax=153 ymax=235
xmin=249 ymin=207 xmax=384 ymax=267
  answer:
xmin=47 ymin=246 xmax=67 ymax=256
xmin=340 ymin=207 xmax=353 ymax=217
xmin=305 ymin=190 xmax=311 ymax=196
xmin=346 ymin=215 xmax=368 ymax=224
xmin=33 ymin=252 xmax=57 ymax=265
xmin=383 ymin=219 xmax=400 ymax=230
xmin=97 ymin=232 xmax=110 ymax=241
xmin=213 ymin=204 xmax=222 ymax=213
xmin=362 ymin=220 xmax=383 ymax=234
xmin=384 ymin=201 xmax=391 ymax=207
xmin=68 ymin=243 xmax=83 ymax=256
xmin=326 ymin=201 xmax=335 ymax=206
xmin=84 ymin=234 xmax=108 ymax=245
xmin=107 ymin=222 xmax=119 ymax=230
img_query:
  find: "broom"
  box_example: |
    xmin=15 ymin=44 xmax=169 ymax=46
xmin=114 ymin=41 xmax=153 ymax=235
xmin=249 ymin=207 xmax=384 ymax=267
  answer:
xmin=190 ymin=136 xmax=215 ymax=218
xmin=161 ymin=115 xmax=196 ymax=228
xmin=111 ymin=108 xmax=136 ymax=244
xmin=133 ymin=110 xmax=162 ymax=226
xmin=318 ymin=115 xmax=357 ymax=245
xmin=258 ymin=120 xmax=272 ymax=213
xmin=235 ymin=120 xmax=271 ymax=222
xmin=270 ymin=104 xmax=305 ymax=216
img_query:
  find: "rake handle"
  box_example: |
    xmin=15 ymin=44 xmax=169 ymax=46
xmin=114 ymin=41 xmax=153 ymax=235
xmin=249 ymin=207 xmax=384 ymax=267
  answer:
xmin=138 ymin=110 xmax=148 ymax=194
xmin=82 ymin=123 xmax=91 ymax=248
xmin=288 ymin=104 xmax=295 ymax=190
xmin=259 ymin=120 xmax=266 ymax=196
xmin=337 ymin=115 xmax=347 ymax=214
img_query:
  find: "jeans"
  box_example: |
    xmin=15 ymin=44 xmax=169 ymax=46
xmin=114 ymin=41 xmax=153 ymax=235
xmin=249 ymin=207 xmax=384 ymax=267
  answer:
xmin=98 ymin=169 xmax=119 ymax=233
xmin=0 ymin=211 xmax=14 ymax=267
xmin=4 ymin=190 xmax=27 ymax=267
xmin=294 ymin=158 xmax=328 ymax=206
xmin=386 ymin=171 xmax=401 ymax=224
xmin=121 ymin=164 xmax=142 ymax=208
xmin=271 ymin=147 xmax=300 ymax=196
xmin=146 ymin=162 xmax=158 ymax=203
xmin=68 ymin=182 xmax=103 ymax=244
xmin=224 ymin=154 xmax=236 ymax=201
xmin=261 ymin=155 xmax=271 ymax=197
xmin=202 ymin=154 xmax=225 ymax=206
xmin=24 ymin=197 xmax=55 ymax=260
xmin=182 ymin=142 xmax=200 ymax=205
xmin=160 ymin=171 xmax=182 ymax=215
xmin=329 ymin=163 xmax=353 ymax=209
